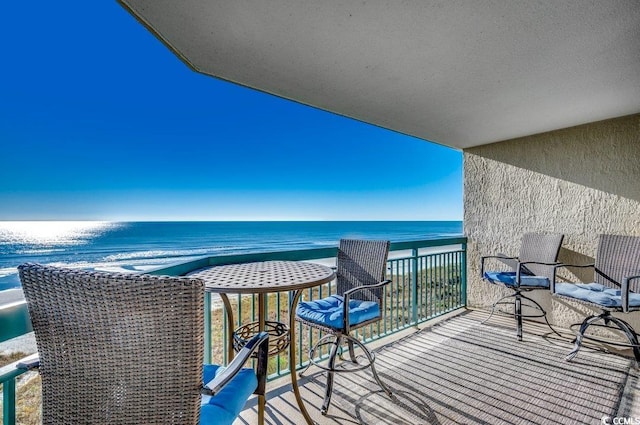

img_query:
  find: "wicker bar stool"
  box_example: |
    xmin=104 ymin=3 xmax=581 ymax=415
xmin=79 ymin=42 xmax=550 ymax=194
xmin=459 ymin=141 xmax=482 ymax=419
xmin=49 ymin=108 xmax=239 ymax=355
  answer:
xmin=552 ymin=234 xmax=640 ymax=363
xmin=295 ymin=239 xmax=392 ymax=416
xmin=481 ymin=233 xmax=564 ymax=340
xmin=17 ymin=263 xmax=269 ymax=425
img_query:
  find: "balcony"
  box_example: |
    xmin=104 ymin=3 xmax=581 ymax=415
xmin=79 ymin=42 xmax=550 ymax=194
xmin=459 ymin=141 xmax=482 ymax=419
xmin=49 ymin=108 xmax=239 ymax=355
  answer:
xmin=1 ymin=237 xmax=638 ymax=424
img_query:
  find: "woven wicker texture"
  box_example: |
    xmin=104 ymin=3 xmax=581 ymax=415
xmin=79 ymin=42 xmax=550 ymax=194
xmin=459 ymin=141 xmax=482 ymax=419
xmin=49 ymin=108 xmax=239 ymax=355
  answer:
xmin=336 ymin=239 xmax=390 ymax=303
xmin=18 ymin=263 xmax=205 ymax=425
xmin=594 ymin=234 xmax=640 ymax=291
xmin=518 ymin=233 xmax=564 ymax=278
xmin=189 ymin=261 xmax=335 ymax=294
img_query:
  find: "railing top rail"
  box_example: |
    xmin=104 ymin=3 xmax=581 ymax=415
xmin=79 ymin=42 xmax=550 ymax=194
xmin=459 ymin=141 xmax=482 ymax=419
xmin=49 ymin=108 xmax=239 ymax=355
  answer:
xmin=389 ymin=237 xmax=467 ymax=251
xmin=0 ymin=301 xmax=32 ymax=344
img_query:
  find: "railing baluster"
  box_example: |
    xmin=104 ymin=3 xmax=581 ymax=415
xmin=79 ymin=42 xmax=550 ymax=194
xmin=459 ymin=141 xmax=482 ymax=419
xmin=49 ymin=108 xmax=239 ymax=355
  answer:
xmin=204 ymin=292 xmax=212 ymax=364
xmin=448 ymin=251 xmax=451 ymax=312
xmin=276 ymin=291 xmax=281 ymax=375
xmin=461 ymin=242 xmax=468 ymax=306
xmin=428 ymin=254 xmax=433 ymax=319
xmin=307 ymin=286 xmax=313 ymax=361
xmin=3 ymin=378 xmax=16 ymax=425
xmin=395 ymin=260 xmax=400 ymax=330
xmin=411 ymin=249 xmax=418 ymax=326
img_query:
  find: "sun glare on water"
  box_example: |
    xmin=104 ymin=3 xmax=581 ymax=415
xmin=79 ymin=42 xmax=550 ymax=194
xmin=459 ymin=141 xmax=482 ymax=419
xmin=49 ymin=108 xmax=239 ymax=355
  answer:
xmin=0 ymin=221 xmax=114 ymax=246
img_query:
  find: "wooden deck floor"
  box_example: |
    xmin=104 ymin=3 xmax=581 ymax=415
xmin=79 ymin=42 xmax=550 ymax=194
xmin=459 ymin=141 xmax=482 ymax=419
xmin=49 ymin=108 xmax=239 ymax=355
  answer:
xmin=236 ymin=310 xmax=639 ymax=425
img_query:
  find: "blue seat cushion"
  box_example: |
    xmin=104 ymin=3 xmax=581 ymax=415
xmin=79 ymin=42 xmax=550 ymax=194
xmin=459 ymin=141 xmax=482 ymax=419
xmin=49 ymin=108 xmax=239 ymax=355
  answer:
xmin=484 ymin=271 xmax=550 ymax=288
xmin=200 ymin=364 xmax=257 ymax=425
xmin=555 ymin=282 xmax=640 ymax=308
xmin=296 ymin=294 xmax=380 ymax=329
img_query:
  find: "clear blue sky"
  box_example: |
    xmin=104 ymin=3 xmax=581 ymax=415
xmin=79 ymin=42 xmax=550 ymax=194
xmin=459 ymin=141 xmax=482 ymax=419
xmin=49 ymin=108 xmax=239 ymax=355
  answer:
xmin=0 ymin=2 xmax=462 ymax=221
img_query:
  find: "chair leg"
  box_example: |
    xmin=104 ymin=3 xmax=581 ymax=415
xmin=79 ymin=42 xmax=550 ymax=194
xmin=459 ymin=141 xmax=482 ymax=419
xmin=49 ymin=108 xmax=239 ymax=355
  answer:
xmin=481 ymin=293 xmax=517 ymax=325
xmin=603 ymin=315 xmax=640 ymax=365
xmin=518 ymin=293 xmax=564 ymax=339
xmin=347 ymin=339 xmax=357 ymax=363
xmin=484 ymin=290 xmax=561 ymax=341
xmin=298 ymin=359 xmax=313 ymax=377
xmin=515 ymin=292 xmax=523 ymax=341
xmin=345 ymin=335 xmax=393 ymax=397
xmin=300 ymin=337 xmax=334 ymax=377
xmin=309 ymin=331 xmax=393 ymax=416
xmin=321 ymin=335 xmax=342 ymax=415
xmin=522 ymin=295 xmax=564 ymax=342
xmin=337 ymin=339 xmax=355 ymax=362
xmin=566 ymin=314 xmax=604 ymax=361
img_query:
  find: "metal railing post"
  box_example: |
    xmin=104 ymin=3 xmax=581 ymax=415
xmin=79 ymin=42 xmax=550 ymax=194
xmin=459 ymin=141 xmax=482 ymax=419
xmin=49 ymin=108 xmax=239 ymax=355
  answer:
xmin=204 ymin=292 xmax=212 ymax=364
xmin=3 ymin=378 xmax=16 ymax=425
xmin=411 ymin=248 xmax=418 ymax=326
xmin=461 ymin=242 xmax=468 ymax=306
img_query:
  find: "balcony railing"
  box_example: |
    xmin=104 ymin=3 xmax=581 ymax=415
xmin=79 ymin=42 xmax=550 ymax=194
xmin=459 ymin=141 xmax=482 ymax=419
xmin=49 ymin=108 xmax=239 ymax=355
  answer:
xmin=0 ymin=236 xmax=466 ymax=425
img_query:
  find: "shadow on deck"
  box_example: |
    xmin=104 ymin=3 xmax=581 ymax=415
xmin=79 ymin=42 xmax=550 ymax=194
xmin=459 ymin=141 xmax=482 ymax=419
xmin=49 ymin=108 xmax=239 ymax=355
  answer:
xmin=237 ymin=310 xmax=639 ymax=424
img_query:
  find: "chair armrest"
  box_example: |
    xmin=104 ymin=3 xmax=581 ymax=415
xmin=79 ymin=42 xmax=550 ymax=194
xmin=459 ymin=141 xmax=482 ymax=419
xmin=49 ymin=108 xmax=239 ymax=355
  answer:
xmin=343 ymin=279 xmax=392 ymax=298
xmin=519 ymin=261 xmax=561 ymax=267
xmin=554 ymin=263 xmax=595 ymax=269
xmin=480 ymin=254 xmax=518 ymax=277
xmin=482 ymin=255 xmax=519 ymax=261
xmin=202 ymin=331 xmax=269 ymax=397
xmin=480 ymin=254 xmax=538 ymax=277
xmin=516 ymin=261 xmax=559 ymax=286
xmin=594 ymin=267 xmax=622 ymax=288
xmin=551 ymin=263 xmax=595 ymax=292
xmin=342 ymin=280 xmax=392 ymax=332
xmin=16 ymin=353 xmax=40 ymax=371
xmin=622 ymin=275 xmax=640 ymax=313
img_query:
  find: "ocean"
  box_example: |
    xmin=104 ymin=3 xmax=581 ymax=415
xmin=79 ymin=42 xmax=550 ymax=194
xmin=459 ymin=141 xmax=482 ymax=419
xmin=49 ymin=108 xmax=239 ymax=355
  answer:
xmin=0 ymin=221 xmax=462 ymax=291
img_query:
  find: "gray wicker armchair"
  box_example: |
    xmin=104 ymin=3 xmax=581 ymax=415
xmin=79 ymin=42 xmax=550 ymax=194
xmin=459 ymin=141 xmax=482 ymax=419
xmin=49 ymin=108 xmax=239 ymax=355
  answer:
xmin=552 ymin=234 xmax=640 ymax=363
xmin=481 ymin=233 xmax=564 ymax=340
xmin=17 ymin=263 xmax=269 ymax=425
xmin=295 ymin=239 xmax=392 ymax=415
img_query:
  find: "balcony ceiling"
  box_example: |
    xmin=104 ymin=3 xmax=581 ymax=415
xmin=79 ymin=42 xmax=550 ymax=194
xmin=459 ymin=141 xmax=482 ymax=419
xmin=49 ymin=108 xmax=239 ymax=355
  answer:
xmin=118 ymin=0 xmax=640 ymax=149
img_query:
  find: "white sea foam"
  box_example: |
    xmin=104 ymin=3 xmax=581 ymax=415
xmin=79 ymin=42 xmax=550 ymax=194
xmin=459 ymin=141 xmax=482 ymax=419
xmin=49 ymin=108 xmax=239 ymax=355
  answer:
xmin=15 ymin=248 xmax=67 ymax=255
xmin=0 ymin=267 xmax=17 ymax=278
xmin=45 ymin=255 xmax=205 ymax=274
xmin=104 ymin=248 xmax=212 ymax=262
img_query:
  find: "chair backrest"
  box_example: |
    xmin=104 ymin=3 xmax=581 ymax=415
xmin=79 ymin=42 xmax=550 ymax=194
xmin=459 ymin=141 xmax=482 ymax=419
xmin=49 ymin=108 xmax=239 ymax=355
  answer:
xmin=518 ymin=233 xmax=564 ymax=279
xmin=594 ymin=234 xmax=640 ymax=290
xmin=18 ymin=263 xmax=205 ymax=425
xmin=336 ymin=239 xmax=390 ymax=303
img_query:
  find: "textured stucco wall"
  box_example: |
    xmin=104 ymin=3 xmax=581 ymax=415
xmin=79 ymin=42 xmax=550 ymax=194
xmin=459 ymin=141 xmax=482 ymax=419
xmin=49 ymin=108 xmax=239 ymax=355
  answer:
xmin=463 ymin=113 xmax=640 ymax=329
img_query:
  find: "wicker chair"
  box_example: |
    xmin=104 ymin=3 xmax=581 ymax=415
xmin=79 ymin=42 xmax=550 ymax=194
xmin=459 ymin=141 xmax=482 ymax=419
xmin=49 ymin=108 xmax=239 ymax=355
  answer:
xmin=295 ymin=239 xmax=392 ymax=415
xmin=481 ymin=233 xmax=564 ymax=340
xmin=17 ymin=263 xmax=269 ymax=425
xmin=552 ymin=234 xmax=640 ymax=363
